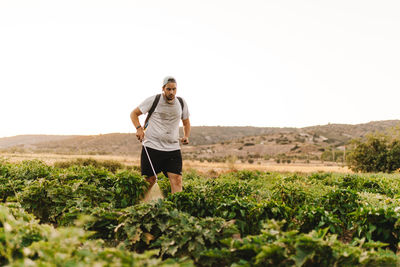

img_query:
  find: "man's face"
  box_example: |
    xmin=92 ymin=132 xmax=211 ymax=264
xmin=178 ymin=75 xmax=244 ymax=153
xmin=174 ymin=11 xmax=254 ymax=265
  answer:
xmin=162 ymin=82 xmax=177 ymax=102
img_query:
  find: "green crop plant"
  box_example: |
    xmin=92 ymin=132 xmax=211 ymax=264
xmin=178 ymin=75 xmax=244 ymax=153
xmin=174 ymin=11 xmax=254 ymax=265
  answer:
xmin=1 ymin=160 xmax=400 ymax=265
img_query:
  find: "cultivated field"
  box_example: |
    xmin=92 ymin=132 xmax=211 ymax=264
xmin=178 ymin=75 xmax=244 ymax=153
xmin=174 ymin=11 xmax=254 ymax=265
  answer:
xmin=2 ymin=153 xmax=399 ymax=266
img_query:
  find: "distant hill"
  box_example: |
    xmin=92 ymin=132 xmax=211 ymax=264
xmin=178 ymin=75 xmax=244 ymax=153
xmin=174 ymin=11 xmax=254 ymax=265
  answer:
xmin=1 ymin=120 xmax=399 ymax=160
xmin=5 ymin=133 xmax=142 ymax=156
xmin=303 ymin=120 xmax=400 ymax=143
xmin=0 ymin=135 xmax=77 ymax=149
xmin=180 ymin=126 xmax=297 ymax=145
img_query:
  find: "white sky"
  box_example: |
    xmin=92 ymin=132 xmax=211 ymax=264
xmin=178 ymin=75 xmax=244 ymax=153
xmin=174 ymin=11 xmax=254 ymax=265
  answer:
xmin=1 ymin=0 xmax=399 ymax=138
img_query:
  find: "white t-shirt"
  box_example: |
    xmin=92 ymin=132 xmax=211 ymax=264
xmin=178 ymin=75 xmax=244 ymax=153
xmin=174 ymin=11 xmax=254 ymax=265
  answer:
xmin=138 ymin=94 xmax=189 ymax=151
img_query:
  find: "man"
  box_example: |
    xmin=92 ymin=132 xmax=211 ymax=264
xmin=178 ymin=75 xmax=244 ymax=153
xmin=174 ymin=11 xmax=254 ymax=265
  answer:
xmin=130 ymin=76 xmax=190 ymax=194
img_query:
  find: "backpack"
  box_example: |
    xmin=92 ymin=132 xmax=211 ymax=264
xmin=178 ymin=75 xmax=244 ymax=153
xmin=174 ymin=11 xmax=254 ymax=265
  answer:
xmin=144 ymin=94 xmax=184 ymax=129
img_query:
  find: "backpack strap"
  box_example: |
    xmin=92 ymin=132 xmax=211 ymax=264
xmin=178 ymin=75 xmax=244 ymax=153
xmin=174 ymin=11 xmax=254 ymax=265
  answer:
xmin=177 ymin=96 xmax=184 ymax=111
xmin=144 ymin=94 xmax=161 ymax=130
xmin=177 ymin=96 xmax=185 ymax=119
xmin=144 ymin=95 xmax=184 ymax=129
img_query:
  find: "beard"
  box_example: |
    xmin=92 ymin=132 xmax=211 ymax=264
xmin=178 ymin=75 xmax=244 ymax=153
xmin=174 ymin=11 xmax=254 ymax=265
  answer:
xmin=165 ymin=94 xmax=175 ymax=103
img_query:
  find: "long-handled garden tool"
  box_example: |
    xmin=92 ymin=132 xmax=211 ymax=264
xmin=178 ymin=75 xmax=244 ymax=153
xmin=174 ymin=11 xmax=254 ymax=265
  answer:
xmin=142 ymin=142 xmax=163 ymax=201
xmin=143 ymin=143 xmax=158 ymax=184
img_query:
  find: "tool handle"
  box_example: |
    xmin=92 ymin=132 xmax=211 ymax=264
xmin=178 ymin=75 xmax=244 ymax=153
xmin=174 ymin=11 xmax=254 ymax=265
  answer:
xmin=143 ymin=144 xmax=158 ymax=183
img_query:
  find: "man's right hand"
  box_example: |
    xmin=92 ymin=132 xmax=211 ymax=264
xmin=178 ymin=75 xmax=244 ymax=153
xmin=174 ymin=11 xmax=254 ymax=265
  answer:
xmin=136 ymin=127 xmax=144 ymax=142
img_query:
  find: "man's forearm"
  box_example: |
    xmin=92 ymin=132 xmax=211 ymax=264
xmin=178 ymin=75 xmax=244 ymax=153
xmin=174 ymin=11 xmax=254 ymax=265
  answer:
xmin=131 ymin=115 xmax=140 ymax=129
xmin=131 ymin=108 xmax=145 ymax=142
xmin=130 ymin=108 xmax=142 ymax=129
xmin=183 ymin=120 xmax=191 ymax=138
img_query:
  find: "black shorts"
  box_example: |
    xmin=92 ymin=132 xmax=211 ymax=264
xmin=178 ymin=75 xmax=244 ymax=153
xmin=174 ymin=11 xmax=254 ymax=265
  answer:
xmin=141 ymin=146 xmax=182 ymax=178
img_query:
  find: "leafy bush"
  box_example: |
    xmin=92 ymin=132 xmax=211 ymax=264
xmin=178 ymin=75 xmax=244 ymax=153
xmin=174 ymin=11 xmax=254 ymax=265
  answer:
xmin=201 ymin=220 xmax=399 ymax=267
xmin=352 ymin=206 xmax=400 ymax=251
xmin=54 ymin=158 xmax=125 ymax=173
xmin=308 ymin=172 xmax=332 ymax=181
xmin=322 ymin=188 xmax=359 ymax=218
xmin=17 ymin=178 xmax=73 ymax=223
xmin=8 ymin=160 xmax=51 ymax=181
xmin=68 ymin=165 xmax=114 ymax=188
xmin=0 ymin=204 xmax=193 ymax=266
xmin=339 ymin=174 xmax=396 ymax=196
xmin=0 ymin=160 xmax=11 ymax=201
xmin=168 ymin=178 xmax=268 ymax=235
xmin=220 ymin=170 xmax=263 ymax=180
xmin=294 ymin=205 xmax=342 ymax=234
xmin=116 ymin=200 xmax=239 ymax=263
xmin=0 ymin=160 xmax=10 ymax=177
xmin=157 ymin=173 xmax=172 ymax=197
xmin=0 ymin=205 xmax=46 ymax=265
xmin=271 ymin=182 xmax=310 ymax=207
xmin=347 ymin=132 xmax=400 ymax=173
xmin=113 ymin=170 xmax=149 ymax=208
xmin=0 ymin=161 xmax=148 ymax=227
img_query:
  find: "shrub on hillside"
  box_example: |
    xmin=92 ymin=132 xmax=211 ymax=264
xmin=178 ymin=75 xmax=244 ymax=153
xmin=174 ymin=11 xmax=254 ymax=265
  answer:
xmin=347 ymin=131 xmax=400 ymax=173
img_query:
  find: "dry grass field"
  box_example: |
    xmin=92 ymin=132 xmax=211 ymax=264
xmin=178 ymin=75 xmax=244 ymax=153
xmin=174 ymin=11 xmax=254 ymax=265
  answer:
xmin=0 ymin=152 xmax=352 ymax=174
xmin=185 ymin=161 xmax=352 ymax=174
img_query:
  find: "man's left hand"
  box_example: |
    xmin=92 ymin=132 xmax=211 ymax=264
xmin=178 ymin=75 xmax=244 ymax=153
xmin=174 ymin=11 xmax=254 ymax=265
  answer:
xmin=180 ymin=137 xmax=189 ymax=145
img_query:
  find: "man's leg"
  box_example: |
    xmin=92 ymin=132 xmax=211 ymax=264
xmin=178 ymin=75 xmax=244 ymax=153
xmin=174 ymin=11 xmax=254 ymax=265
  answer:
xmin=167 ymin=172 xmax=182 ymax=193
xmin=165 ymin=150 xmax=183 ymax=194
xmin=141 ymin=146 xmax=158 ymax=195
